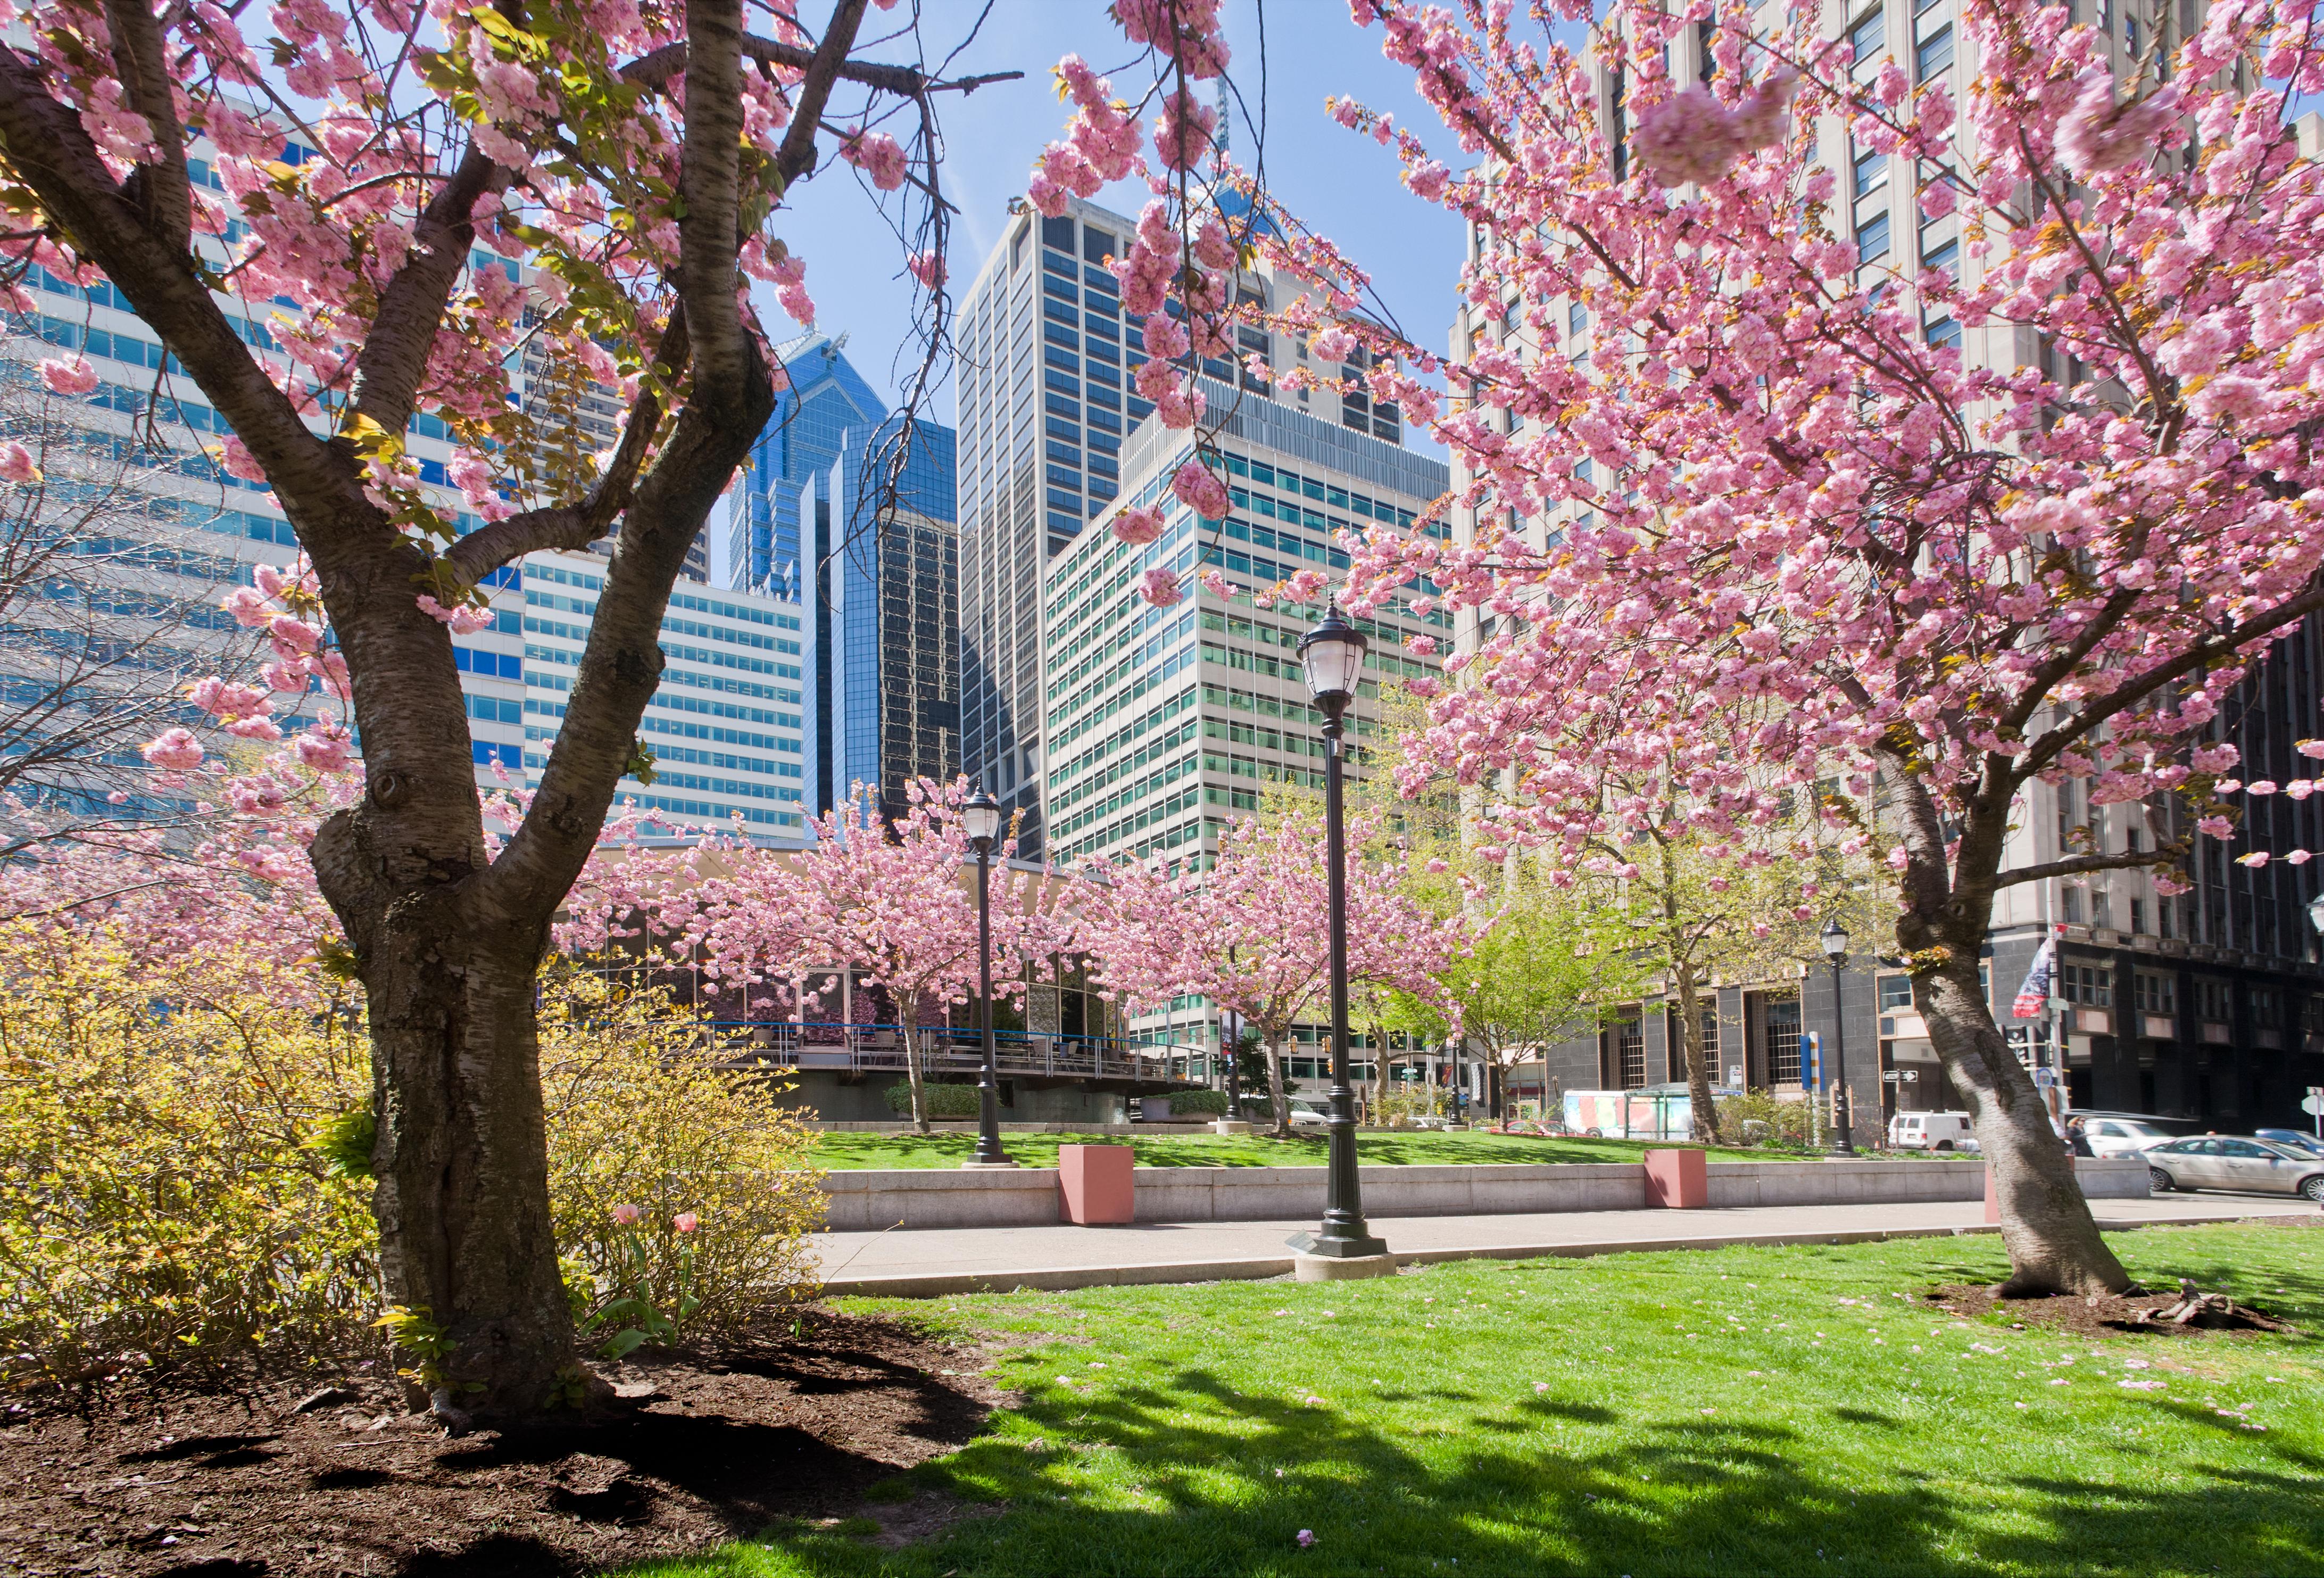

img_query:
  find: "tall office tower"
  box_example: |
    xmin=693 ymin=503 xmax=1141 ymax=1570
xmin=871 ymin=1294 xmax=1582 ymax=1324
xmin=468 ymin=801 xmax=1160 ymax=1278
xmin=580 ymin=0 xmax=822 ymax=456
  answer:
xmin=1041 ymin=378 xmax=1450 ymax=1074
xmin=724 ymin=334 xmax=958 ymax=821
xmin=1463 ymin=4 xmax=2324 ymax=1129
xmin=957 ymin=199 xmax=1146 ymax=860
xmin=958 ymin=195 xmax=1388 ymax=860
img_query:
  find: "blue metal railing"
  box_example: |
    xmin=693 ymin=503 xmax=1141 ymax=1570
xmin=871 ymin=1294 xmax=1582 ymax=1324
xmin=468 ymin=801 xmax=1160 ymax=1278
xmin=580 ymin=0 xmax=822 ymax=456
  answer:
xmin=708 ymin=1020 xmax=1209 ymax=1085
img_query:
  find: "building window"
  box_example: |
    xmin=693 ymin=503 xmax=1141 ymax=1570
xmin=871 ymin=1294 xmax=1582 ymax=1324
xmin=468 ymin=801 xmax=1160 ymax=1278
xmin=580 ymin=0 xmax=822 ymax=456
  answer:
xmin=1922 ymin=235 xmax=1958 ymax=280
xmin=1878 ymin=974 xmax=1914 ymax=1011
xmin=1857 ymin=209 xmax=1892 ymax=263
xmin=2063 ymin=886 xmax=2082 ymax=924
xmin=1618 ymin=1017 xmax=1646 ymax=1088
xmin=2133 ymin=972 xmax=2176 ymax=1017
xmin=1853 ymin=147 xmax=1888 ymax=199
xmin=2061 ymin=963 xmax=2111 ymax=1007
xmin=2128 ymin=897 xmax=2145 ymax=935
xmin=1915 ymin=23 xmax=1954 ymax=80
xmin=1766 ymin=994 xmax=1802 ymax=1085
xmin=1849 ymin=6 xmax=1886 ymax=68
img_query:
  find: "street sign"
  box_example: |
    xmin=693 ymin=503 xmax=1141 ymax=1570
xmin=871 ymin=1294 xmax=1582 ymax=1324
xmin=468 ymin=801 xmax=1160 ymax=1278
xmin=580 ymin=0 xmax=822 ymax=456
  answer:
xmin=2302 ymin=1087 xmax=2324 ymax=1117
xmin=2032 ymin=1067 xmax=2057 ymax=1088
xmin=1727 ymin=1064 xmax=1744 ymax=1086
xmin=1883 ymin=1070 xmax=1919 ymax=1084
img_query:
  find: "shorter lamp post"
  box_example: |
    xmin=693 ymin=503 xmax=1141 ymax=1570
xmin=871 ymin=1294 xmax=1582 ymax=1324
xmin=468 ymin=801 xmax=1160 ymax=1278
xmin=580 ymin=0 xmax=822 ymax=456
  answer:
xmin=1287 ymin=604 xmax=1389 ymax=1266
xmin=1819 ymin=918 xmax=1856 ymax=1156
xmin=962 ymin=789 xmax=1012 ymax=1168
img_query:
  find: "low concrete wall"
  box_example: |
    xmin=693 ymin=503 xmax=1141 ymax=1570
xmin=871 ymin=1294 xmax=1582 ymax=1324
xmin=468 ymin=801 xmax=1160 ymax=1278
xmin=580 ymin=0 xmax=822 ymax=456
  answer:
xmin=1132 ymin=1162 xmax=1651 ymax=1222
xmin=819 ymin=1167 xmax=1063 ymax=1232
xmin=815 ymin=1154 xmax=2151 ymax=1232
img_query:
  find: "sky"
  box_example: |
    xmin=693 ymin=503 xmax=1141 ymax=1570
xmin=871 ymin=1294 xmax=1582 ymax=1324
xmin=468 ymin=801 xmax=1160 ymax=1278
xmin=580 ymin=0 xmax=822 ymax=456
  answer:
xmin=763 ymin=1 xmax=1468 ymax=455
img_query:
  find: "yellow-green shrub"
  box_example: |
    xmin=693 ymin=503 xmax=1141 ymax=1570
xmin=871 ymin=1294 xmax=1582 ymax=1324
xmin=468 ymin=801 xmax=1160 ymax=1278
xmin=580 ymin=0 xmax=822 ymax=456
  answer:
xmin=0 ymin=923 xmax=376 ymax=1387
xmin=540 ymin=967 xmax=824 ymax=1342
xmin=0 ymin=932 xmax=825 ymax=1389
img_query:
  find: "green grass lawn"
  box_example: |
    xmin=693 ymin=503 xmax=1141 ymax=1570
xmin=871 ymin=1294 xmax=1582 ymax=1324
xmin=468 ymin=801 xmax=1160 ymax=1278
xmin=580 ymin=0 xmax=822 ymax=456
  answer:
xmin=806 ymin=1128 xmax=1774 ymax=1171
xmin=627 ymin=1221 xmax=2324 ymax=1577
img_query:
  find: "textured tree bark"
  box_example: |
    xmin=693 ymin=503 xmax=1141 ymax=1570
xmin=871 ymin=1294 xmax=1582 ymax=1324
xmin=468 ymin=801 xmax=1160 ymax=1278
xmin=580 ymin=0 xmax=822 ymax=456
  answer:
xmin=1891 ymin=771 xmax=2131 ymax=1298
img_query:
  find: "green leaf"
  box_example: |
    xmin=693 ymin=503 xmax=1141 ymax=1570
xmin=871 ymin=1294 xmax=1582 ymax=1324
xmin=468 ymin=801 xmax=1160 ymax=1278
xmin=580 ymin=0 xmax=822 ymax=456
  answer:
xmin=624 ymin=738 xmax=658 ymax=786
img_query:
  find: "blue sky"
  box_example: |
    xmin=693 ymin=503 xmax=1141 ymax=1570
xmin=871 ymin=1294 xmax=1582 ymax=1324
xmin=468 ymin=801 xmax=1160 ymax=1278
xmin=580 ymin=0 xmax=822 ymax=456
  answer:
xmin=766 ymin=2 xmax=1466 ymax=453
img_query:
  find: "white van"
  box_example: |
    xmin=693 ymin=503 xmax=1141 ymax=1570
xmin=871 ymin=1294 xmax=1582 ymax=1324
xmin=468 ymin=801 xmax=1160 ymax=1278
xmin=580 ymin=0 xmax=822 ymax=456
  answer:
xmin=1889 ymin=1112 xmax=1977 ymax=1152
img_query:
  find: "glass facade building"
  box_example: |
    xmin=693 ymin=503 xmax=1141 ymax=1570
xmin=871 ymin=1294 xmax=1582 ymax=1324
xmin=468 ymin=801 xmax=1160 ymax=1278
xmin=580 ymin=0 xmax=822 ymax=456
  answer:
xmin=724 ymin=334 xmax=958 ymax=822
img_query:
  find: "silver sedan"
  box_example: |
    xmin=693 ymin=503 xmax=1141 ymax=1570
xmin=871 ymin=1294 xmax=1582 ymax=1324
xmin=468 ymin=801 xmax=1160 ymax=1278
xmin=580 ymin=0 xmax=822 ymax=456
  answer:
xmin=2145 ymin=1136 xmax=2324 ymax=1201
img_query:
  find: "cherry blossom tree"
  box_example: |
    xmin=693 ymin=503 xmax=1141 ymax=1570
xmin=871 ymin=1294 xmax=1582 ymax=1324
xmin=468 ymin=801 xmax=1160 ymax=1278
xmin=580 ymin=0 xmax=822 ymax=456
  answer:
xmin=1059 ymin=0 xmax=2324 ymax=1296
xmin=0 ymin=0 xmax=1002 ymax=1416
xmin=1083 ymin=806 xmax=1459 ymax=1137
xmin=787 ymin=778 xmax=1068 ymax=1135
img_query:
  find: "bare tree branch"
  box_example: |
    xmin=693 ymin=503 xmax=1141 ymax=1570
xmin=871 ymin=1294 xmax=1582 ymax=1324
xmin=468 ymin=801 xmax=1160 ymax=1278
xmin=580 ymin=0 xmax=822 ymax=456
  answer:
xmin=1994 ymin=849 xmax=2187 ymax=891
xmin=437 ymin=305 xmax=688 ymax=587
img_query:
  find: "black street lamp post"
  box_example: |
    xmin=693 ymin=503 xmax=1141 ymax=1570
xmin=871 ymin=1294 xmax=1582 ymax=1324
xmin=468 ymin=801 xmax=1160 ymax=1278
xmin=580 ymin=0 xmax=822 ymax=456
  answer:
xmin=1288 ymin=604 xmax=1389 ymax=1267
xmin=963 ymin=790 xmax=1011 ymax=1169
xmin=1820 ymin=918 xmax=1856 ymax=1156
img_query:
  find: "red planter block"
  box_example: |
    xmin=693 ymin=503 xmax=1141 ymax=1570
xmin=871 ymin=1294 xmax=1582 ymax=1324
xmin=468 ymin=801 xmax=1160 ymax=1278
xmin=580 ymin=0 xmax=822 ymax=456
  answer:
xmin=1644 ymin=1147 xmax=1707 ymax=1209
xmin=1057 ymin=1144 xmax=1135 ymax=1225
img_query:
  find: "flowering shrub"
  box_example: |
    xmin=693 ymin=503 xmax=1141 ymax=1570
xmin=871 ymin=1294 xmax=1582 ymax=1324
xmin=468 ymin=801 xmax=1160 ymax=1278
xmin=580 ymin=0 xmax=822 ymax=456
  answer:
xmin=0 ymin=941 xmax=823 ymax=1387
xmin=1166 ymin=1088 xmax=1230 ymax=1117
xmin=541 ymin=969 xmax=824 ymax=1340
xmin=0 ymin=924 xmax=376 ymax=1389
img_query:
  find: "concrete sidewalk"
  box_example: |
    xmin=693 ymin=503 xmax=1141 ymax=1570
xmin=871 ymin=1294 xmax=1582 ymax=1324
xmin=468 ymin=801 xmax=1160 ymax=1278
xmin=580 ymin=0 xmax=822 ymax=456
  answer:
xmin=812 ymin=1193 xmax=2316 ymax=1298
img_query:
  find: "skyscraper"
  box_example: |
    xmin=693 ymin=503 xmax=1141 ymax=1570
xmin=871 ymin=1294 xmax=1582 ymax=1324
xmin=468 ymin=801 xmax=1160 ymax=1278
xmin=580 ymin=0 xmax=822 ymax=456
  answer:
xmin=725 ymin=334 xmax=958 ymax=821
xmin=956 ymin=194 xmax=1387 ymax=859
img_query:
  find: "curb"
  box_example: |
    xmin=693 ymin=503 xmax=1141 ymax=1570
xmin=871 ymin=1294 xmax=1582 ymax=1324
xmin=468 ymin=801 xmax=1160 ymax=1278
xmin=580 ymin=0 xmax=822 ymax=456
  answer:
xmin=816 ymin=1210 xmax=2293 ymax=1299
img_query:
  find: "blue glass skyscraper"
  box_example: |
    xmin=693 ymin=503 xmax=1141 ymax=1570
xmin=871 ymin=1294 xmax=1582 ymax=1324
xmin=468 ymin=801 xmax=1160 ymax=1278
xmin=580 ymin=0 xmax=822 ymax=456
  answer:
xmin=725 ymin=334 xmax=958 ymax=820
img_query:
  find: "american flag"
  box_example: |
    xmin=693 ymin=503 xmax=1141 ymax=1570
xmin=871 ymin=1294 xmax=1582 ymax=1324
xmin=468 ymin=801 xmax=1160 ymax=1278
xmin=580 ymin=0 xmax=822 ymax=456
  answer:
xmin=2011 ymin=931 xmax=2060 ymax=1019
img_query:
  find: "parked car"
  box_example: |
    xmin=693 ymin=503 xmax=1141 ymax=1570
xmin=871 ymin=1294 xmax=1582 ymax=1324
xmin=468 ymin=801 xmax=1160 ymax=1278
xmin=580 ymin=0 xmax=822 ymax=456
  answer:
xmin=1889 ymin=1111 xmax=1977 ymax=1152
xmin=2254 ymin=1128 xmax=2324 ymax=1159
xmin=2144 ymin=1136 xmax=2324 ymax=1200
xmin=2074 ymin=1116 xmax=2179 ymax=1158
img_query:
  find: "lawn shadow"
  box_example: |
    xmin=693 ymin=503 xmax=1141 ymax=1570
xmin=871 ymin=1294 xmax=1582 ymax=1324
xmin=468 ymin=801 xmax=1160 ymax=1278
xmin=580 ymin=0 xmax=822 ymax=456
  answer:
xmin=631 ymin=1337 xmax=2324 ymax=1578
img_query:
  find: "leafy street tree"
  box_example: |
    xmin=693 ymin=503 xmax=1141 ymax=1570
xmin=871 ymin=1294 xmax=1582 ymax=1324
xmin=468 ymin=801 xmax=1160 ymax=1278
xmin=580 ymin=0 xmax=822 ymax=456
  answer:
xmin=0 ymin=0 xmax=998 ymax=1418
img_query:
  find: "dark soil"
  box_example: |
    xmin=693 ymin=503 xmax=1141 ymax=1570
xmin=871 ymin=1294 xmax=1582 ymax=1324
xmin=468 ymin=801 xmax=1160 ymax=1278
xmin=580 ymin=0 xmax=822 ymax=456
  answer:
xmin=0 ymin=1309 xmax=1002 ymax=1577
xmin=1928 ymin=1283 xmax=2297 ymax=1339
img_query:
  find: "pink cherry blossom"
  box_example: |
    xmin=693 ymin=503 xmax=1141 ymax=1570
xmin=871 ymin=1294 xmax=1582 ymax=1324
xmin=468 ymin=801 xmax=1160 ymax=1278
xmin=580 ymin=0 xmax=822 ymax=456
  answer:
xmin=1172 ymin=460 xmax=1230 ymax=521
xmin=1138 ymin=566 xmax=1185 ymax=608
xmin=1112 ymin=505 xmax=1165 ymax=547
xmin=38 ymin=356 xmax=97 ymax=396
xmin=0 ymin=442 xmax=40 ymax=483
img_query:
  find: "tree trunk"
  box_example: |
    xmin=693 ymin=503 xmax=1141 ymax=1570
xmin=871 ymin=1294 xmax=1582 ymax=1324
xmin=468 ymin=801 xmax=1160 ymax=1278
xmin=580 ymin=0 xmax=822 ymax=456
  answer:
xmin=1671 ymin=963 xmax=1722 ymax=1144
xmin=1892 ymin=772 xmax=2131 ymax=1298
xmin=360 ymin=904 xmax=576 ymax=1425
xmin=900 ymin=1019 xmax=931 ymax=1135
xmin=1266 ymin=1033 xmax=1292 ymax=1137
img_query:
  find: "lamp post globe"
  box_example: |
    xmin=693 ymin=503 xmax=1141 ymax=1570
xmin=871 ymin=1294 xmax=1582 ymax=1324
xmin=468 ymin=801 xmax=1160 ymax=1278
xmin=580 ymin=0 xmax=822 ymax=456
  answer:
xmin=962 ymin=789 xmax=1011 ymax=1169
xmin=1818 ymin=917 xmax=1855 ymax=1155
xmin=1297 ymin=602 xmax=1368 ymax=709
xmin=1288 ymin=602 xmax=1388 ymax=1271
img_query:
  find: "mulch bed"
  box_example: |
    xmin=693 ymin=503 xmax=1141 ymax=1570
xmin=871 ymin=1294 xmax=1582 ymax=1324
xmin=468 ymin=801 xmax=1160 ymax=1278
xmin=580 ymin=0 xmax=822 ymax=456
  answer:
xmin=0 ymin=1309 xmax=1003 ymax=1577
xmin=1928 ymin=1283 xmax=2297 ymax=1340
